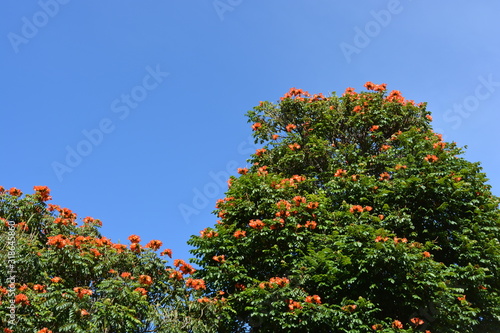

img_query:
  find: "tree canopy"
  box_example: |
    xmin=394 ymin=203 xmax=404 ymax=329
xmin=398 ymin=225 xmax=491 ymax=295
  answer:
xmin=188 ymin=83 xmax=500 ymax=332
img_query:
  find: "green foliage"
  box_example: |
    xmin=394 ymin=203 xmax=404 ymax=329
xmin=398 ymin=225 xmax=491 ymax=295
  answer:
xmin=189 ymin=84 xmax=500 ymax=332
xmin=0 ymin=188 xmax=218 ymax=333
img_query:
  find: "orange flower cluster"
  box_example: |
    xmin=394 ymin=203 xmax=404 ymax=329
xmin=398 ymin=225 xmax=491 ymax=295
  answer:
xmin=80 ymin=309 xmax=90 ymax=316
xmin=233 ymin=230 xmax=246 ymax=238
xmin=138 ymin=275 xmax=153 ymax=286
xmin=380 ymin=144 xmax=391 ymax=151
xmin=286 ymin=124 xmax=297 ymax=132
xmin=237 ymin=168 xmax=248 ymax=175
xmin=349 ymin=205 xmax=371 ymax=213
xmin=395 ymin=164 xmax=407 ymax=170
xmin=364 ymin=82 xmax=387 ymax=92
xmin=82 ymin=216 xmax=102 ymax=226
xmin=128 ymin=235 xmax=141 ymax=243
xmin=352 ymin=105 xmax=362 ymax=113
xmin=249 ymin=219 xmax=264 ymax=230
xmin=297 ymin=221 xmax=317 ymax=229
xmin=8 ymin=187 xmax=22 ymax=197
xmin=281 ymin=87 xmax=311 ymax=100
xmin=73 ymin=287 xmax=93 ymax=299
xmin=307 ymin=201 xmax=319 ymax=209
xmin=272 ymin=134 xmax=279 ymax=140
xmin=173 ymin=259 xmax=196 ymax=275
xmin=391 ymin=320 xmax=403 ymax=329
xmin=47 ymin=235 xmax=69 ymax=249
xmin=422 ymin=251 xmax=431 ymax=258
xmin=386 ymin=90 xmax=405 ymax=103
xmin=130 ymin=243 xmax=142 ymax=253
xmin=235 ymin=283 xmax=246 ymax=290
xmin=288 ymin=143 xmax=301 ymax=151
xmin=33 ymin=185 xmax=52 ymax=201
xmin=304 ymin=295 xmax=321 ymax=304
xmin=286 ymin=299 xmax=302 ymax=311
xmin=134 ymin=287 xmax=148 ymax=296
xmin=255 ymin=148 xmax=267 ymax=157
xmin=200 ymin=228 xmax=218 ymax=238
xmin=257 ymin=165 xmax=268 ymax=176
xmin=379 ymin=172 xmax=391 ymax=181
xmin=14 ymin=294 xmax=29 ymax=306
xmin=185 ymin=278 xmax=206 ymax=290
xmin=369 ymin=125 xmax=380 ymax=132
xmin=410 ymin=317 xmax=424 ymax=326
xmin=37 ymin=328 xmax=52 ymax=333
xmin=160 ymin=248 xmax=172 ymax=258
xmin=212 ymin=255 xmax=226 ymax=263
xmin=343 ymin=87 xmax=356 ymax=96
xmin=374 ymin=236 xmax=408 ymax=244
xmin=292 ymin=196 xmax=306 ymax=206
xmin=252 ymin=122 xmax=262 ymax=131
xmin=424 ymin=154 xmax=439 ymax=163
xmin=271 ymin=174 xmax=306 ymax=189
xmin=341 ymin=304 xmax=357 ymax=312
xmin=433 ymin=141 xmax=446 ymax=150
xmin=145 ymin=240 xmax=163 ymax=251
xmin=372 ymin=324 xmax=383 ymax=330
xmin=51 ymin=277 xmax=62 ymax=283
xmin=167 ymin=269 xmax=183 ymax=280
xmin=334 ymin=169 xmax=347 ymax=177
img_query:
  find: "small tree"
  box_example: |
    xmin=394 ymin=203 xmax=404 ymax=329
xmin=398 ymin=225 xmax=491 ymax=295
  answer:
xmin=189 ymin=83 xmax=500 ymax=332
xmin=0 ymin=186 xmax=218 ymax=333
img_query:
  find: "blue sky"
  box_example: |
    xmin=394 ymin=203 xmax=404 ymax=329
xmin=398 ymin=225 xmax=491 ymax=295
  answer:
xmin=2 ymin=1 xmax=499 ymax=263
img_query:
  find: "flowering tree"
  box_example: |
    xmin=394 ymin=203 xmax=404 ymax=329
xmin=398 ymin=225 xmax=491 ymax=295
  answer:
xmin=188 ymin=84 xmax=500 ymax=332
xmin=0 ymin=187 xmax=218 ymax=333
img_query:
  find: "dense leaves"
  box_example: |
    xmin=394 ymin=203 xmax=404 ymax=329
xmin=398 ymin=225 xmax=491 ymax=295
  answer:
xmin=189 ymin=84 xmax=500 ymax=332
xmin=0 ymin=187 xmax=218 ymax=333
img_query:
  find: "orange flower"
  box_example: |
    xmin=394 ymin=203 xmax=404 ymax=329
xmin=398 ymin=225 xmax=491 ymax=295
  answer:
xmin=392 ymin=320 xmax=403 ymax=329
xmin=47 ymin=235 xmax=69 ymax=249
xmin=380 ymin=144 xmax=391 ymax=151
xmin=341 ymin=304 xmax=357 ymax=312
xmin=304 ymin=295 xmax=321 ymax=304
xmin=286 ymin=124 xmax=297 ymax=132
xmin=138 ymin=275 xmax=153 ymax=286
xmin=249 ymin=219 xmax=265 ymax=230
xmin=237 ymin=168 xmax=248 ymax=175
xmin=395 ymin=164 xmax=407 ymax=170
xmin=38 ymin=328 xmax=52 ymax=333
xmin=160 ymin=248 xmax=172 ymax=258
xmin=349 ymin=205 xmax=363 ymax=213
xmin=286 ymin=299 xmax=302 ymax=311
xmin=410 ymin=317 xmax=424 ymax=326
xmin=80 ymin=309 xmax=90 ymax=316
xmin=364 ymin=206 xmax=373 ymax=212
xmin=288 ymin=143 xmax=301 ymax=151
xmin=425 ymin=115 xmax=433 ymax=121
xmin=343 ymin=87 xmax=356 ymax=96
xmin=168 ymin=270 xmax=183 ymax=280
xmin=269 ymin=277 xmax=290 ymax=287
xmin=9 ymin=187 xmax=22 ymax=197
xmin=130 ymin=243 xmax=141 ymax=253
xmin=51 ymin=276 xmax=62 ymax=283
xmin=457 ymin=295 xmax=466 ymax=301
xmin=33 ymin=185 xmax=52 ymax=201
xmin=307 ymin=202 xmax=319 ymax=209
xmin=272 ymin=134 xmax=279 ymax=140
xmin=212 ymin=255 xmax=226 ymax=263
xmin=255 ymin=148 xmax=266 ymax=156
xmin=292 ymin=196 xmax=306 ymax=205
xmin=121 ymin=272 xmax=132 ymax=279
xmin=73 ymin=287 xmax=93 ymax=299
xmin=128 ymin=235 xmax=141 ymax=243
xmin=252 ymin=122 xmax=262 ymax=131
xmin=134 ymin=287 xmax=148 ymax=296
xmin=334 ymin=169 xmax=347 ymax=177
xmin=145 ymin=240 xmax=163 ymax=251
xmin=424 ymin=154 xmax=439 ymax=163
xmin=369 ymin=125 xmax=380 ymax=132
xmin=379 ymin=172 xmax=391 ymax=181
xmin=186 ymin=278 xmax=206 ymax=290
xmin=305 ymin=221 xmax=317 ymax=229
xmin=112 ymin=243 xmax=126 ymax=253
xmin=33 ymin=284 xmax=46 ymax=293
xmin=15 ymin=294 xmax=29 ymax=305
xmin=371 ymin=324 xmax=383 ymax=330
xmin=422 ymin=251 xmax=431 ymax=258
xmin=233 ymin=230 xmax=246 ymax=239
xmin=90 ymin=248 xmax=102 ymax=257
xmin=235 ymin=283 xmax=246 ymax=290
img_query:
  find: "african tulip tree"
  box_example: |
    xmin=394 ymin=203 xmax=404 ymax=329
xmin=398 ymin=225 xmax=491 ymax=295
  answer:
xmin=189 ymin=83 xmax=500 ymax=332
xmin=0 ymin=186 xmax=219 ymax=333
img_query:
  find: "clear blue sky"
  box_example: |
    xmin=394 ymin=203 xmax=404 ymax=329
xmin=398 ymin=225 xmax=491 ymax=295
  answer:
xmin=2 ymin=1 xmax=499 ymax=263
